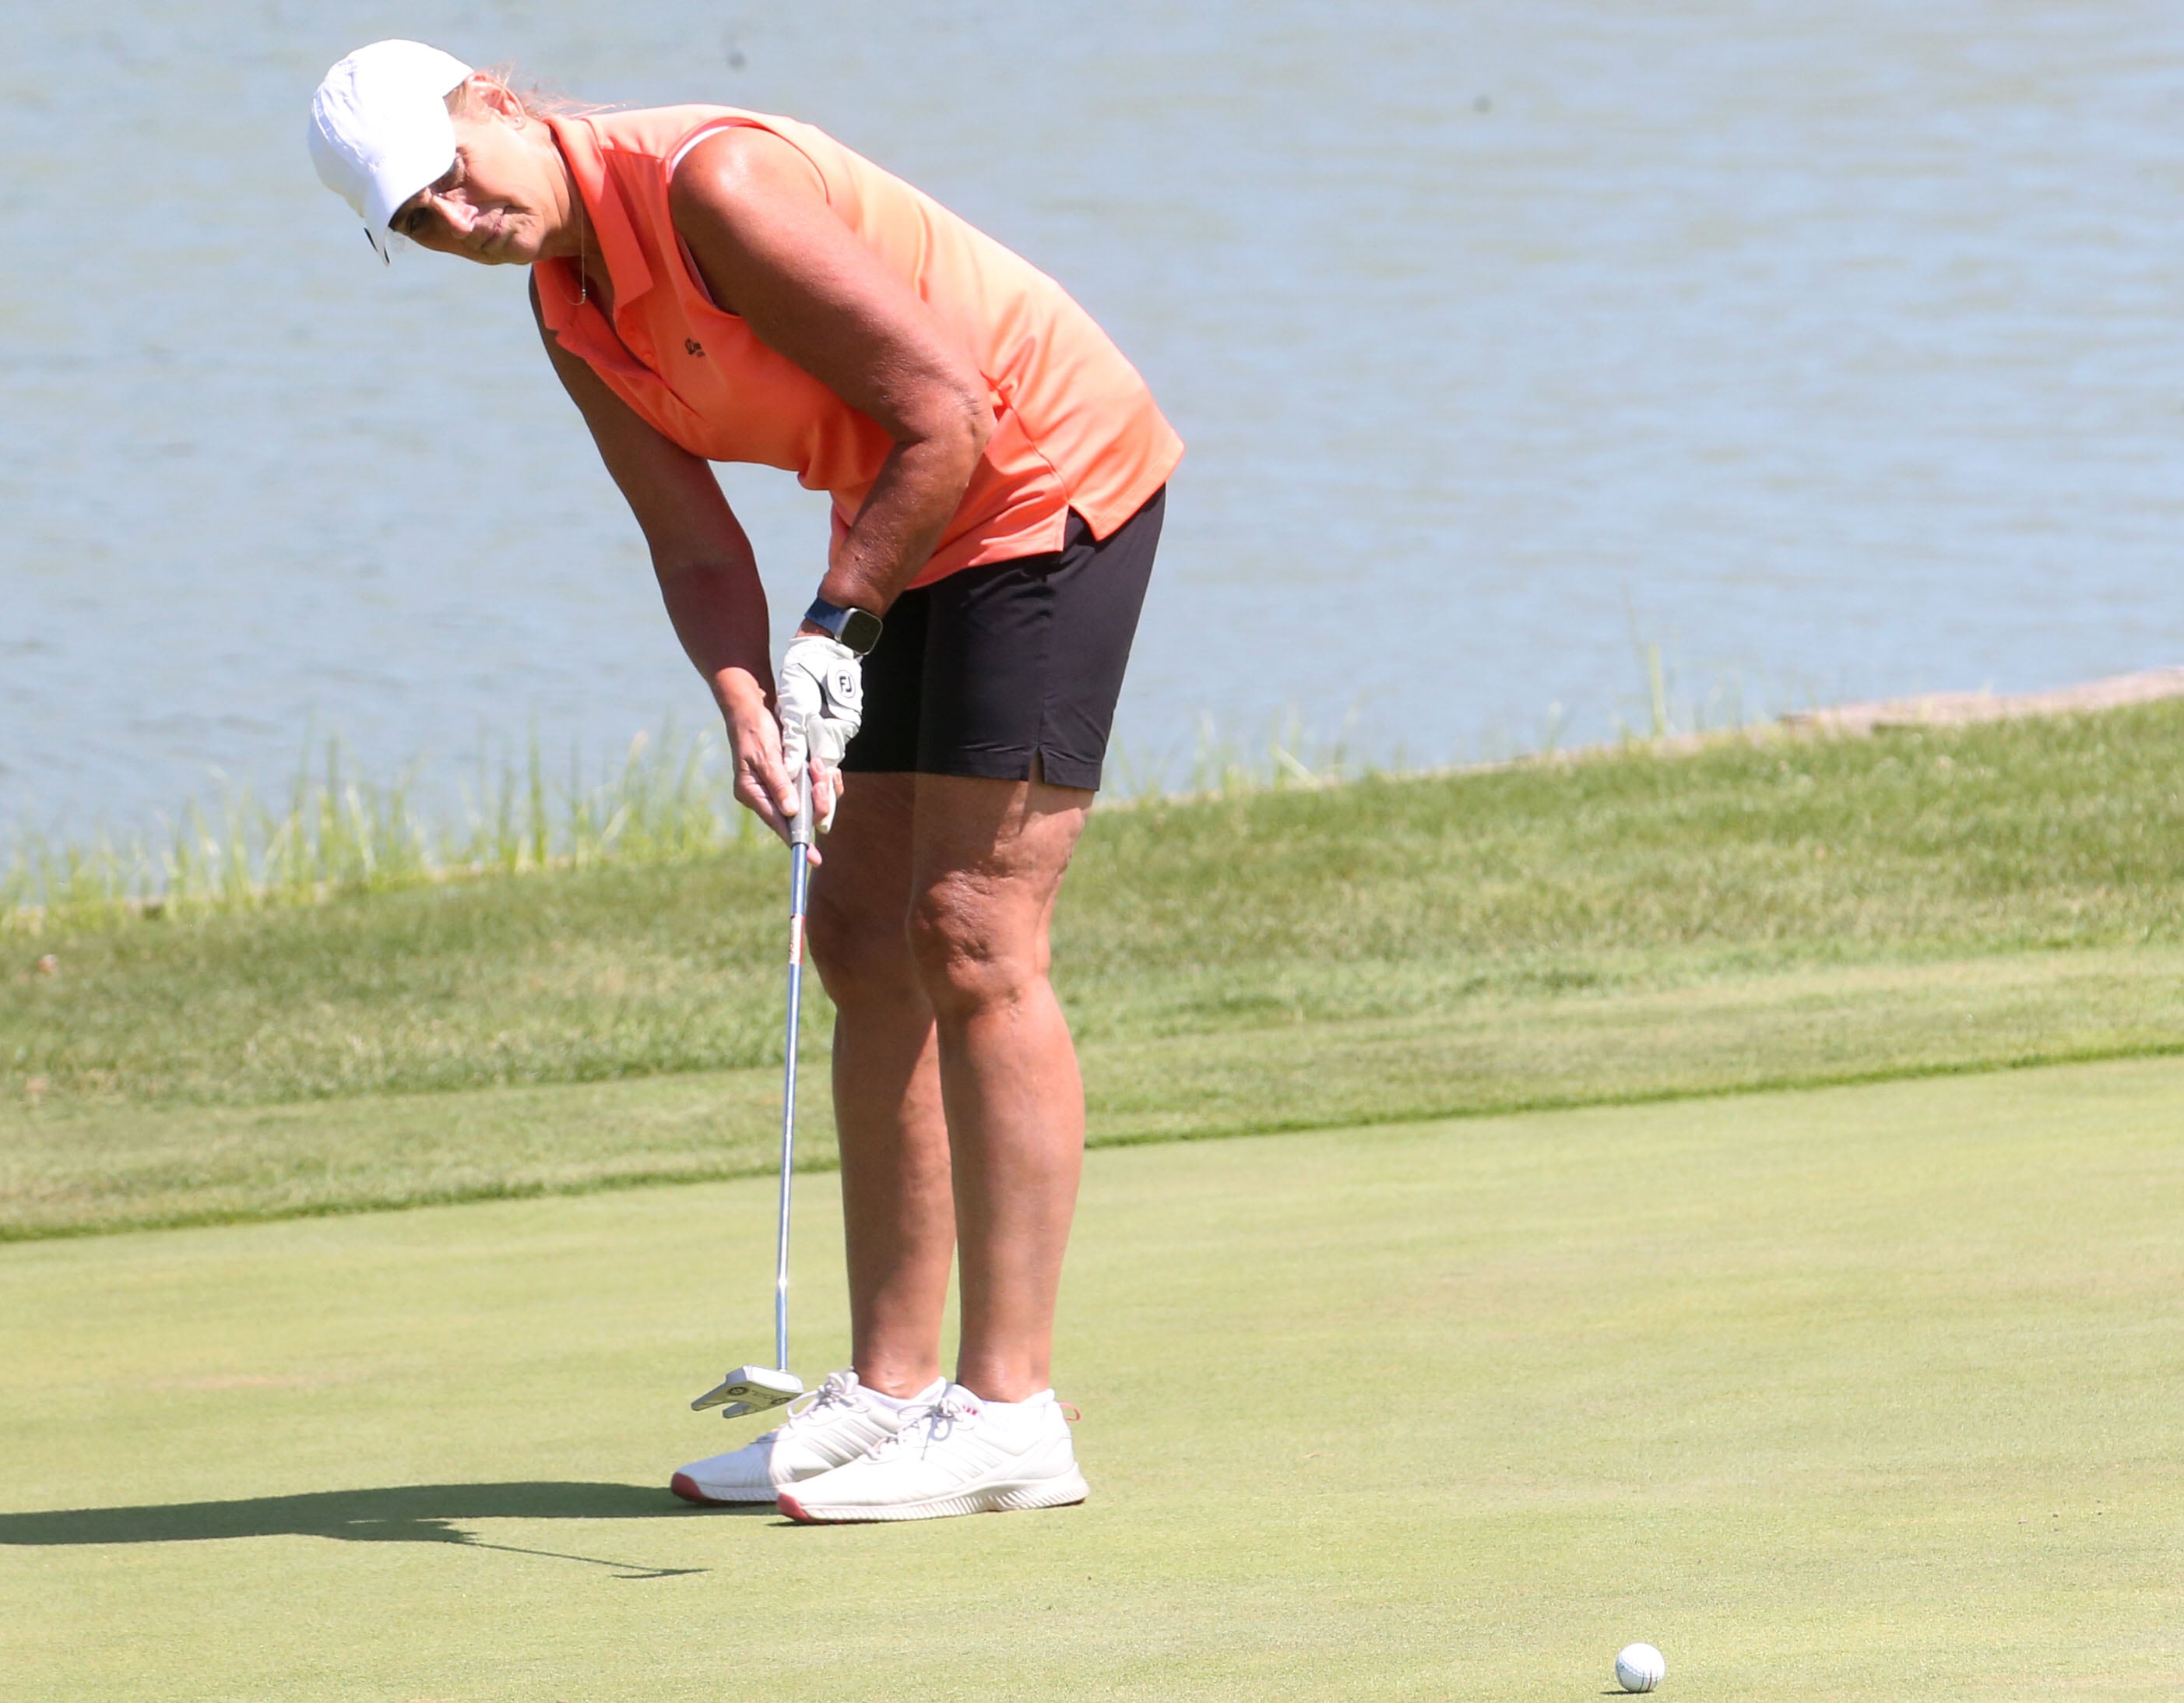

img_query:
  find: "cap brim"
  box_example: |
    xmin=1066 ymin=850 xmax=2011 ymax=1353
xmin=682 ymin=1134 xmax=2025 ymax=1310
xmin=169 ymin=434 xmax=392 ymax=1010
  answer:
xmin=355 ymin=96 xmax=456 ymax=263
xmin=309 ymin=40 xmax=471 ymax=269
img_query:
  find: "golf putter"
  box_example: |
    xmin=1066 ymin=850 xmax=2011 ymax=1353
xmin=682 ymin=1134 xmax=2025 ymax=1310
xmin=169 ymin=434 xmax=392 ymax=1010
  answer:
xmin=691 ymin=758 xmax=815 ymax=1420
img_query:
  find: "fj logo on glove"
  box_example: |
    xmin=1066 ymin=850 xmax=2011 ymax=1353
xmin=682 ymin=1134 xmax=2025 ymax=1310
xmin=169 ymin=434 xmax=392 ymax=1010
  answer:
xmin=776 ymin=632 xmax=866 ymax=834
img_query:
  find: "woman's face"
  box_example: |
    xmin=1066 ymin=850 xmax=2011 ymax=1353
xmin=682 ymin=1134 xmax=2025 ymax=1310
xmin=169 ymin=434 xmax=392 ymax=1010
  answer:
xmin=389 ymin=81 xmax=571 ymax=266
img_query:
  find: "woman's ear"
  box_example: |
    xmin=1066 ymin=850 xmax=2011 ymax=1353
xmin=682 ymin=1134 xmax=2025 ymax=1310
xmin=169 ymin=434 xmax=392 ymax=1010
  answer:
xmin=462 ymin=75 xmax=526 ymax=124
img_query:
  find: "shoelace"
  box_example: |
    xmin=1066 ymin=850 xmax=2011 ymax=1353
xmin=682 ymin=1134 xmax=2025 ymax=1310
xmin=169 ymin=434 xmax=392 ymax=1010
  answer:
xmin=871 ymin=1388 xmax=979 ymax=1457
xmin=771 ymin=1370 xmax=860 ymax=1436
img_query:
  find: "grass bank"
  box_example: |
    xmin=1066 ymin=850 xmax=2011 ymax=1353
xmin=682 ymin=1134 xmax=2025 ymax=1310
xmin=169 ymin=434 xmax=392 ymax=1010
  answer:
xmin=6 ymin=702 xmax=2184 ymax=1237
xmin=5 ymin=1058 xmax=2179 ymax=1698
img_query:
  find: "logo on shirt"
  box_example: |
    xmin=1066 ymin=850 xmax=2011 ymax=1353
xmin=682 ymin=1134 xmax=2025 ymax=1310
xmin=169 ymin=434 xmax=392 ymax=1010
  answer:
xmin=684 ymin=339 xmax=705 ymax=357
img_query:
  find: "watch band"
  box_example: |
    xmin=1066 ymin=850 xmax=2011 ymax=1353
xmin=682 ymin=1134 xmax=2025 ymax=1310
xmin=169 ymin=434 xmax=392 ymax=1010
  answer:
xmin=803 ymin=596 xmax=884 ymax=657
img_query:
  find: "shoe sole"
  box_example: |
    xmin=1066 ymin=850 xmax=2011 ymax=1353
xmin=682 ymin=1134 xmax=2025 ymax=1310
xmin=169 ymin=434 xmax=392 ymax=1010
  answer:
xmin=777 ymin=1469 xmax=1088 ymax=1525
xmin=669 ymin=1472 xmax=778 ymax=1507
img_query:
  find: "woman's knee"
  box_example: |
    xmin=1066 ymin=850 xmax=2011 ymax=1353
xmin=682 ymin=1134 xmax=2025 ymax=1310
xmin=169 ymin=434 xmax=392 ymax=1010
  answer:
xmin=906 ymin=875 xmax=1043 ymax=1020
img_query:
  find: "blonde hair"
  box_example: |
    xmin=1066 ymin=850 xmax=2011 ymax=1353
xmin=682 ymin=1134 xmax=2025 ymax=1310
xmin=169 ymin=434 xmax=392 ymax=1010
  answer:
xmin=447 ymin=64 xmax=606 ymax=121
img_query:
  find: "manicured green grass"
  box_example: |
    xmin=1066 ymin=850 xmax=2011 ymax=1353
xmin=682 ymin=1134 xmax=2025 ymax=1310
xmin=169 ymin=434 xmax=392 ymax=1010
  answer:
xmin=4 ymin=1057 xmax=2179 ymax=1700
xmin=9 ymin=945 xmax=2184 ymax=1240
xmin=8 ymin=702 xmax=2184 ymax=1237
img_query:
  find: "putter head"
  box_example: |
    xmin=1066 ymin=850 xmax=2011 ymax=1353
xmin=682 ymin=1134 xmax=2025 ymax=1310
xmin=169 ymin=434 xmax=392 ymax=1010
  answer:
xmin=691 ymin=1364 xmax=804 ymax=1418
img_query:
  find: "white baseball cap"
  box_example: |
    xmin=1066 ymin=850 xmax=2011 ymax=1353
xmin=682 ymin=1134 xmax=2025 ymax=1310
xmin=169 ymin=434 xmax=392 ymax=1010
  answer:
xmin=308 ymin=40 xmax=474 ymax=262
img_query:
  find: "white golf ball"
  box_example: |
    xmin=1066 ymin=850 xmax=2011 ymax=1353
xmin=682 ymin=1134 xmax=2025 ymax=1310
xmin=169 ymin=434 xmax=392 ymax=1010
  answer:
xmin=1616 ymin=1642 xmax=1665 ymax=1693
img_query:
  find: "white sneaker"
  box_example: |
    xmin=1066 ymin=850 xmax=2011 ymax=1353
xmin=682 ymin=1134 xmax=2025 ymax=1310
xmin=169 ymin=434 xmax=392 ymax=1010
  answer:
xmin=670 ymin=1370 xmax=941 ymax=1505
xmin=776 ymin=1384 xmax=1088 ymax=1523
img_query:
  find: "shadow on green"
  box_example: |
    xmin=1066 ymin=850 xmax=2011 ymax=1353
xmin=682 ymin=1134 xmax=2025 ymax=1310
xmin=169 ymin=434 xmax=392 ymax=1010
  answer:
xmin=0 ymin=1481 xmax=750 ymax=1578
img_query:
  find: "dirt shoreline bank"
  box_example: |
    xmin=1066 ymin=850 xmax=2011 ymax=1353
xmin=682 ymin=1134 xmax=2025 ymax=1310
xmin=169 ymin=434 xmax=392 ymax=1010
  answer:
xmin=1781 ymin=663 xmax=2184 ymax=735
xmin=1460 ymin=663 xmax=2184 ymax=779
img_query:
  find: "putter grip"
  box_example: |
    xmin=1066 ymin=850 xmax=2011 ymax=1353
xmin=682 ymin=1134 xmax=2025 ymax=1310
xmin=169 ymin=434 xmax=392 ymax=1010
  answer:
xmin=789 ymin=761 xmax=815 ymax=849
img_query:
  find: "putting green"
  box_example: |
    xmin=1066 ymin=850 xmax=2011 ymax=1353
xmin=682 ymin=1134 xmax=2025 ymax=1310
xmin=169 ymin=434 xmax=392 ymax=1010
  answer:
xmin=3 ymin=1058 xmax=2179 ymax=1700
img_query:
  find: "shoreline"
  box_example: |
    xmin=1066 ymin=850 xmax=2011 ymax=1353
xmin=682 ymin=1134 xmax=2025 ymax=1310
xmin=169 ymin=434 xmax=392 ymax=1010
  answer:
xmin=9 ymin=663 xmax=2182 ymax=924
xmin=1442 ymin=662 xmax=2184 ymax=781
xmin=1780 ymin=663 xmax=2184 ymax=736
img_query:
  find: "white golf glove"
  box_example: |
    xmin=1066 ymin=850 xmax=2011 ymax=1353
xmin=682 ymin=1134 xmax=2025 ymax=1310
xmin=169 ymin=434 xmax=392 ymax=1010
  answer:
xmin=776 ymin=632 xmax=863 ymax=832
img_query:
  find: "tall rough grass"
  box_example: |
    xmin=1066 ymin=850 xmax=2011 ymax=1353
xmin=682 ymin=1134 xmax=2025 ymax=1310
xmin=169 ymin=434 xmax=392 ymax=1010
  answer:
xmin=1106 ymin=705 xmax=1364 ymax=803
xmin=4 ymin=660 xmax=1771 ymax=934
xmin=2 ymin=727 xmax=754 ymax=933
xmin=6 ymin=705 xmax=1410 ymax=933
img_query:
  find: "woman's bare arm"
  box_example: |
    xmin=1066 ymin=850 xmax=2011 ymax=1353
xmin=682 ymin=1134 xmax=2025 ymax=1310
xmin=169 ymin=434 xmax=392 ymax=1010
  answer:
xmin=667 ymin=126 xmax=994 ymax=620
xmin=529 ymin=278 xmax=802 ymax=836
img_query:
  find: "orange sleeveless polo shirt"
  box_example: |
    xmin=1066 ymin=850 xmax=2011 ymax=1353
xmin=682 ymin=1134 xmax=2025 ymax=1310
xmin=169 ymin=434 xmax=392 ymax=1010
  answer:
xmin=533 ymin=106 xmax=1183 ymax=589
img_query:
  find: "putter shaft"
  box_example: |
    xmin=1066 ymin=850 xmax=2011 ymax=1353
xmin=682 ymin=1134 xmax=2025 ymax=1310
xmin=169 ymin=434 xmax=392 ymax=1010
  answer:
xmin=775 ymin=764 xmax=814 ymax=1374
xmin=688 ymin=747 xmax=816 ymax=1416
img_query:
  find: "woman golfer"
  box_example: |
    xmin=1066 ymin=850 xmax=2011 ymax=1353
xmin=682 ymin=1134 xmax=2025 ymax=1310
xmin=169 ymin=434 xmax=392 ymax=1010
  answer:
xmin=309 ymin=43 xmax=1180 ymax=1522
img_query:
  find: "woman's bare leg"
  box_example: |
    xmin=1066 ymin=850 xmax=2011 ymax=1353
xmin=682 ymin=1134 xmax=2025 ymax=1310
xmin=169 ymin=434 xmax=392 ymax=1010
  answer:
xmin=804 ymin=773 xmax=955 ymax=1399
xmin=906 ymin=771 xmax=1092 ymax=1402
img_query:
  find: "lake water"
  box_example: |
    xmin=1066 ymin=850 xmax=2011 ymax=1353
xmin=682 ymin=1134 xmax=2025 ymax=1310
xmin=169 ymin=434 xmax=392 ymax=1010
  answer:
xmin=5 ymin=0 xmax=2183 ymax=838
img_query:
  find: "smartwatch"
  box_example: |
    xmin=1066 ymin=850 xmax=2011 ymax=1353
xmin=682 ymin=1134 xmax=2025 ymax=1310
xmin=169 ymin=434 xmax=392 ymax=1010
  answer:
xmin=803 ymin=596 xmax=884 ymax=657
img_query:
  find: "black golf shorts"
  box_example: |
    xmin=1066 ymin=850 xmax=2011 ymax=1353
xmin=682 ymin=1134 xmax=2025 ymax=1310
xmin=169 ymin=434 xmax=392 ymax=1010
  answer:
xmin=841 ymin=487 xmax=1164 ymax=791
